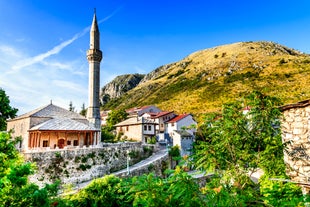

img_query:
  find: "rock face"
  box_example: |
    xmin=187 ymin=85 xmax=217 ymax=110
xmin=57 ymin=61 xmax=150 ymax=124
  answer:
xmin=139 ymin=63 xmax=175 ymax=84
xmin=101 ymin=74 xmax=145 ymax=104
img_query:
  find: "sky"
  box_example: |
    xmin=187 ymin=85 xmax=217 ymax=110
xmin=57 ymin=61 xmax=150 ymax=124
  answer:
xmin=1 ymin=0 xmax=310 ymax=115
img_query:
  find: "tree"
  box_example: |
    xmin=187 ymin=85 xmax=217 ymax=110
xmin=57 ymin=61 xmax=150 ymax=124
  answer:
xmin=0 ymin=131 xmax=60 ymax=206
xmin=79 ymin=103 xmax=87 ymax=117
xmin=194 ymin=91 xmax=306 ymax=205
xmin=105 ymin=109 xmax=128 ymax=131
xmin=68 ymin=101 xmax=75 ymax=112
xmin=0 ymin=88 xmax=18 ymax=131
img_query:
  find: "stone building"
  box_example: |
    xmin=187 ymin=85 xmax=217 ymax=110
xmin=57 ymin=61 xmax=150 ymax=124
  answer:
xmin=7 ymin=103 xmax=100 ymax=152
xmin=281 ymin=100 xmax=310 ymax=192
xmin=7 ymin=12 xmax=102 ymax=152
xmin=115 ymin=116 xmax=157 ymax=143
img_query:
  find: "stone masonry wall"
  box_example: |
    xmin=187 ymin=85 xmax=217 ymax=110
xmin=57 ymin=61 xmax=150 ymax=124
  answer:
xmin=115 ymin=153 xmax=169 ymax=178
xmin=281 ymin=106 xmax=310 ymax=191
xmin=24 ymin=142 xmax=157 ymax=187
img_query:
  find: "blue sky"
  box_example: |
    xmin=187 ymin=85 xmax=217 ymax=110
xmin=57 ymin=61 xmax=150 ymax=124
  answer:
xmin=1 ymin=0 xmax=310 ymax=115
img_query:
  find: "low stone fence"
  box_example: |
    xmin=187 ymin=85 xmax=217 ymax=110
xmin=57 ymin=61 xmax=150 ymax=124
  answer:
xmin=24 ymin=142 xmax=157 ymax=187
xmin=114 ymin=152 xmax=169 ymax=178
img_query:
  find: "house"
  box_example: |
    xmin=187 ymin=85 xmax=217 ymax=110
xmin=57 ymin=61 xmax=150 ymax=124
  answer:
xmin=7 ymin=103 xmax=100 ymax=152
xmin=171 ymin=130 xmax=194 ymax=156
xmin=114 ymin=116 xmax=157 ymax=143
xmin=166 ymin=114 xmax=197 ymax=136
xmin=126 ymin=105 xmax=162 ymax=117
xmin=166 ymin=114 xmax=197 ymax=156
xmin=142 ymin=111 xmax=176 ymax=134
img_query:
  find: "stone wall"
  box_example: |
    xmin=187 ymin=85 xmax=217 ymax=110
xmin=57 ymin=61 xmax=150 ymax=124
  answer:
xmin=115 ymin=153 xmax=169 ymax=178
xmin=24 ymin=142 xmax=157 ymax=187
xmin=281 ymin=102 xmax=310 ymax=192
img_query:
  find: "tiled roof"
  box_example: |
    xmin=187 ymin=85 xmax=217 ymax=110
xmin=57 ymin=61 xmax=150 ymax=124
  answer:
xmin=29 ymin=118 xmax=98 ymax=131
xmin=11 ymin=103 xmax=85 ymax=120
xmin=115 ymin=117 xmax=157 ymax=127
xmin=149 ymin=111 xmax=174 ymax=118
xmin=168 ymin=114 xmax=190 ymax=123
xmin=126 ymin=105 xmax=155 ymax=114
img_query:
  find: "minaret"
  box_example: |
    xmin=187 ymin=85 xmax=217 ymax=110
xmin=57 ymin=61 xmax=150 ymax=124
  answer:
xmin=87 ymin=10 xmax=102 ymax=129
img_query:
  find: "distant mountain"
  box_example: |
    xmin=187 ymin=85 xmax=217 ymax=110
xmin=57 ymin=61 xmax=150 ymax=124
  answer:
xmin=100 ymin=73 xmax=145 ymax=105
xmin=101 ymin=41 xmax=310 ymax=121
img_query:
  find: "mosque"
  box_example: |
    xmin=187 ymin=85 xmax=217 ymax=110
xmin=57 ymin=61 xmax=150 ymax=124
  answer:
xmin=7 ymin=12 xmax=102 ymax=152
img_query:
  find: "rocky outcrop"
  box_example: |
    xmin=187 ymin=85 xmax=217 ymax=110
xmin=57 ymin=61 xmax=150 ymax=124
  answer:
xmin=100 ymin=74 xmax=145 ymax=104
xmin=139 ymin=62 xmax=175 ymax=84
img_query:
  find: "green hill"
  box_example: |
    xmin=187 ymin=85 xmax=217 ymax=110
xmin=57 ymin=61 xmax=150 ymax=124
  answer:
xmin=101 ymin=41 xmax=310 ymax=122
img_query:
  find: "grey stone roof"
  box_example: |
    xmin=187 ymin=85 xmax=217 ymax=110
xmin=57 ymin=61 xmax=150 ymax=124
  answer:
xmin=115 ymin=117 xmax=157 ymax=127
xmin=174 ymin=130 xmax=193 ymax=137
xmin=12 ymin=103 xmax=85 ymax=120
xmin=29 ymin=118 xmax=98 ymax=131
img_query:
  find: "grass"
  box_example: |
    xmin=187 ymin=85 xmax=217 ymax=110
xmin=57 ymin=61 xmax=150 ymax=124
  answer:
xmin=102 ymin=41 xmax=310 ymax=124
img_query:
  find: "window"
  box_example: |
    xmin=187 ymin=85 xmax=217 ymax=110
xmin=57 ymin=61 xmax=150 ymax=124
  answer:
xmin=144 ymin=125 xmax=147 ymax=131
xmin=148 ymin=125 xmax=151 ymax=131
xmin=43 ymin=140 xmax=48 ymax=147
xmin=126 ymin=126 xmax=129 ymax=131
xmin=73 ymin=140 xmax=79 ymax=146
xmin=171 ymin=123 xmax=175 ymax=127
xmin=67 ymin=140 xmax=71 ymax=146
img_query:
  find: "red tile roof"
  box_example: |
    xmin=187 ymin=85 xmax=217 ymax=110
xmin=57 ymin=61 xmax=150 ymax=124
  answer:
xmin=168 ymin=114 xmax=190 ymax=123
xmin=126 ymin=105 xmax=152 ymax=113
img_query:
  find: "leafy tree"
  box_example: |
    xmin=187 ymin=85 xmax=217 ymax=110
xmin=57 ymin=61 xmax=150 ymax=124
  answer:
xmin=0 ymin=88 xmax=18 ymax=131
xmin=194 ymin=90 xmax=306 ymax=205
xmin=101 ymin=109 xmax=128 ymax=142
xmin=105 ymin=109 xmax=128 ymax=131
xmin=0 ymin=131 xmax=60 ymax=206
xmin=69 ymin=175 xmax=131 ymax=207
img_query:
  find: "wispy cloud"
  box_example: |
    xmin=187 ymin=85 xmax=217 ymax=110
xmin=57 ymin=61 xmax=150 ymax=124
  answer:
xmin=11 ymin=7 xmax=122 ymax=71
xmin=0 ymin=7 xmax=123 ymax=115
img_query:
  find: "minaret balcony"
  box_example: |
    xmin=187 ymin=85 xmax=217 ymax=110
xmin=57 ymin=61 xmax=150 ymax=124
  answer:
xmin=87 ymin=49 xmax=102 ymax=62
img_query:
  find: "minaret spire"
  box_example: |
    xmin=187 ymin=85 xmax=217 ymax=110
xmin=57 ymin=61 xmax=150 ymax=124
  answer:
xmin=87 ymin=10 xmax=102 ymax=129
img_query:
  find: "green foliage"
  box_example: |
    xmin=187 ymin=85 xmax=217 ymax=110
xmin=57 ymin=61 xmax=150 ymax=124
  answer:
xmin=106 ymin=109 xmax=128 ymax=131
xmin=195 ymin=91 xmax=285 ymax=177
xmin=127 ymin=169 xmax=206 ymax=207
xmin=194 ymin=91 xmax=306 ymax=206
xmin=68 ymin=101 xmax=75 ymax=112
xmin=101 ymin=127 xmax=116 ymax=142
xmin=146 ymin=136 xmax=156 ymax=144
xmin=79 ymin=103 xmax=87 ymax=117
xmin=260 ymin=177 xmax=308 ymax=206
xmin=0 ymin=88 xmax=18 ymax=131
xmin=69 ymin=175 xmax=131 ymax=207
xmin=0 ymin=132 xmax=60 ymax=206
xmin=169 ymin=145 xmax=181 ymax=160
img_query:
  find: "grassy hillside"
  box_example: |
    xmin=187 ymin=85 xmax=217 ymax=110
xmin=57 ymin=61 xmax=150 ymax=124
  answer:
xmin=102 ymin=41 xmax=310 ymax=122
